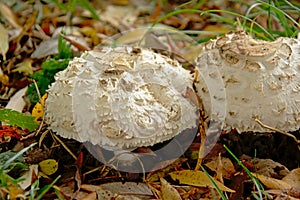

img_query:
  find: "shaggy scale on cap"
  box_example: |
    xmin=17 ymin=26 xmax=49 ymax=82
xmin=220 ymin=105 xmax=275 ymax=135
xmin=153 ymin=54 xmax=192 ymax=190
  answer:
xmin=45 ymin=46 xmax=198 ymax=150
xmin=195 ymin=31 xmax=300 ymax=133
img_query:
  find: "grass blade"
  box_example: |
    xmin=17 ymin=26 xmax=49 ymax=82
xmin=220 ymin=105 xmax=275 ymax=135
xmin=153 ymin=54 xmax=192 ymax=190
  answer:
xmin=224 ymin=145 xmax=264 ymax=199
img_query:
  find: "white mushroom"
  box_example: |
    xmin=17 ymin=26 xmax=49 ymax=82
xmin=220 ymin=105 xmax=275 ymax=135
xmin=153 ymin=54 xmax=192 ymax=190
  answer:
xmin=195 ymin=31 xmax=300 ymax=133
xmin=45 ymin=46 xmax=198 ymax=151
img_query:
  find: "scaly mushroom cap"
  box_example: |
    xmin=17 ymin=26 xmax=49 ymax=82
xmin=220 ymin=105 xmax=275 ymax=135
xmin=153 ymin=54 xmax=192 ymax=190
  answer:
xmin=45 ymin=46 xmax=198 ymax=150
xmin=195 ymin=31 xmax=300 ymax=132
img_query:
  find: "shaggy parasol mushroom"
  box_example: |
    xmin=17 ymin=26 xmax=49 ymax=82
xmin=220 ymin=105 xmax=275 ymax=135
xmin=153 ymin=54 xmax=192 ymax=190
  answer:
xmin=195 ymin=31 xmax=300 ymax=133
xmin=45 ymin=46 xmax=198 ymax=151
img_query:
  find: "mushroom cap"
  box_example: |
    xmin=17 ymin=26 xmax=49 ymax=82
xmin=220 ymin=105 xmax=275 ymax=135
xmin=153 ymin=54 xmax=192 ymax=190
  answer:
xmin=195 ymin=31 xmax=300 ymax=132
xmin=45 ymin=46 xmax=198 ymax=150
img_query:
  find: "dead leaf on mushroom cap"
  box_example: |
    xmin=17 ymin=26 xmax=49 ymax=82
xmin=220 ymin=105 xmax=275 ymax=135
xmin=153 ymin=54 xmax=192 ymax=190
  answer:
xmin=195 ymin=31 xmax=300 ymax=133
xmin=45 ymin=46 xmax=198 ymax=150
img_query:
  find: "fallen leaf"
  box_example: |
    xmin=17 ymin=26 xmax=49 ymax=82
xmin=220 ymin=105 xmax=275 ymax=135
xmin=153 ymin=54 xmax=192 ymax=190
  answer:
xmin=18 ymin=165 xmax=39 ymax=190
xmin=32 ymin=93 xmax=47 ymax=122
xmin=282 ymin=168 xmax=300 ymax=189
xmin=7 ymin=181 xmax=24 ymax=200
xmin=39 ymin=159 xmax=58 ymax=175
xmin=240 ymin=155 xmax=290 ymax=178
xmin=5 ymin=87 xmax=27 ymax=114
xmin=251 ymin=173 xmax=292 ymax=190
xmin=0 ymin=67 xmax=9 ymax=85
xmin=169 ymin=170 xmax=235 ymax=192
xmin=0 ymin=23 xmax=9 ymax=60
xmin=0 ymin=109 xmax=39 ymax=131
xmin=205 ymin=157 xmax=235 ymax=179
xmin=101 ymin=5 xmax=138 ymax=31
xmin=160 ymin=177 xmax=182 ymax=200
xmin=81 ymin=182 xmax=154 ymax=199
xmin=81 ymin=191 xmax=97 ymax=200
xmin=12 ymin=59 xmax=33 ymax=74
xmin=111 ymin=0 xmax=130 ymax=6
xmin=30 ymin=38 xmax=59 ymax=59
xmin=59 ymin=34 xmax=91 ymax=51
xmin=0 ymin=126 xmax=23 ymax=140
xmin=0 ymin=2 xmax=21 ymax=29
xmin=147 ymin=158 xmax=188 ymax=182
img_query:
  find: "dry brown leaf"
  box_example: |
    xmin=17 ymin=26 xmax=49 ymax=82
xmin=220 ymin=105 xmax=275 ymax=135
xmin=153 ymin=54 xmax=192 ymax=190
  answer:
xmin=31 ymin=38 xmax=59 ymax=59
xmin=160 ymin=177 xmax=182 ymax=200
xmin=205 ymin=157 xmax=235 ymax=179
xmin=0 ymin=23 xmax=9 ymax=60
xmin=80 ymin=182 xmax=154 ymax=200
xmin=80 ymin=191 xmax=97 ymax=200
xmin=282 ymin=168 xmax=300 ymax=189
xmin=169 ymin=170 xmax=235 ymax=192
xmin=146 ymin=158 xmax=188 ymax=182
xmin=251 ymin=173 xmax=292 ymax=190
xmin=0 ymin=2 xmax=21 ymax=29
xmin=240 ymin=155 xmax=290 ymax=178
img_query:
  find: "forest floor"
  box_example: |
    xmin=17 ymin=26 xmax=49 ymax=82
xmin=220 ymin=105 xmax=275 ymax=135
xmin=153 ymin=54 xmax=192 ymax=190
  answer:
xmin=0 ymin=0 xmax=299 ymax=199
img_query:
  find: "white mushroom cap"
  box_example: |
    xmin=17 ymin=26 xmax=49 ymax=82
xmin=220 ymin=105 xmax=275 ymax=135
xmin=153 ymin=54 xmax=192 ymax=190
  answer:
xmin=195 ymin=31 xmax=300 ymax=132
xmin=45 ymin=46 xmax=198 ymax=150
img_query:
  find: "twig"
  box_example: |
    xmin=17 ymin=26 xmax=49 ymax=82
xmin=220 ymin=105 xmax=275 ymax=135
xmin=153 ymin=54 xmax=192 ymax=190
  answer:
xmin=52 ymin=132 xmax=77 ymax=160
xmin=255 ymin=118 xmax=300 ymax=145
xmin=21 ymin=80 xmax=45 ymax=140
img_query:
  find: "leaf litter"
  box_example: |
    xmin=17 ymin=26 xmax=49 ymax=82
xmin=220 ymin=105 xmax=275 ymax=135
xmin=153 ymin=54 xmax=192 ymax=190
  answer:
xmin=0 ymin=0 xmax=299 ymax=199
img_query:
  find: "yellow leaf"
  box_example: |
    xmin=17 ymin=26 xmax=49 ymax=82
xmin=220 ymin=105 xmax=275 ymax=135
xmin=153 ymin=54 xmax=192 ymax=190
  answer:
xmin=111 ymin=0 xmax=129 ymax=6
xmin=39 ymin=159 xmax=58 ymax=175
xmin=7 ymin=181 xmax=24 ymax=200
xmin=160 ymin=177 xmax=182 ymax=200
xmin=12 ymin=59 xmax=33 ymax=74
xmin=169 ymin=170 xmax=235 ymax=193
xmin=251 ymin=173 xmax=292 ymax=190
xmin=0 ymin=73 xmax=9 ymax=85
xmin=146 ymin=158 xmax=187 ymax=182
xmin=0 ymin=23 xmax=9 ymax=61
xmin=32 ymin=93 xmax=47 ymax=121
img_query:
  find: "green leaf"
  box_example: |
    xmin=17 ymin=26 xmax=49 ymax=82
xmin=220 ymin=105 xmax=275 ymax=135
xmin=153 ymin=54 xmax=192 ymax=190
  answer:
xmin=26 ymin=58 xmax=69 ymax=104
xmin=0 ymin=109 xmax=39 ymax=131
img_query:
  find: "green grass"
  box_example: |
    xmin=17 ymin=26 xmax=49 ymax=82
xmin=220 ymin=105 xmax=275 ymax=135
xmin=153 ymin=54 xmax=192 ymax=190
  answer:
xmin=154 ymin=0 xmax=299 ymax=41
xmin=199 ymin=145 xmax=266 ymax=200
xmin=45 ymin=0 xmax=100 ymax=22
xmin=224 ymin=145 xmax=265 ymax=200
xmin=0 ymin=143 xmax=61 ymax=199
xmin=200 ymin=165 xmax=228 ymax=200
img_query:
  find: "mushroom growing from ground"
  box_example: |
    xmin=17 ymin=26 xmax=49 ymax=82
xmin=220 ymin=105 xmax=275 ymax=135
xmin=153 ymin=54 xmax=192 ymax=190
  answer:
xmin=195 ymin=31 xmax=300 ymax=133
xmin=45 ymin=46 xmax=198 ymax=151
